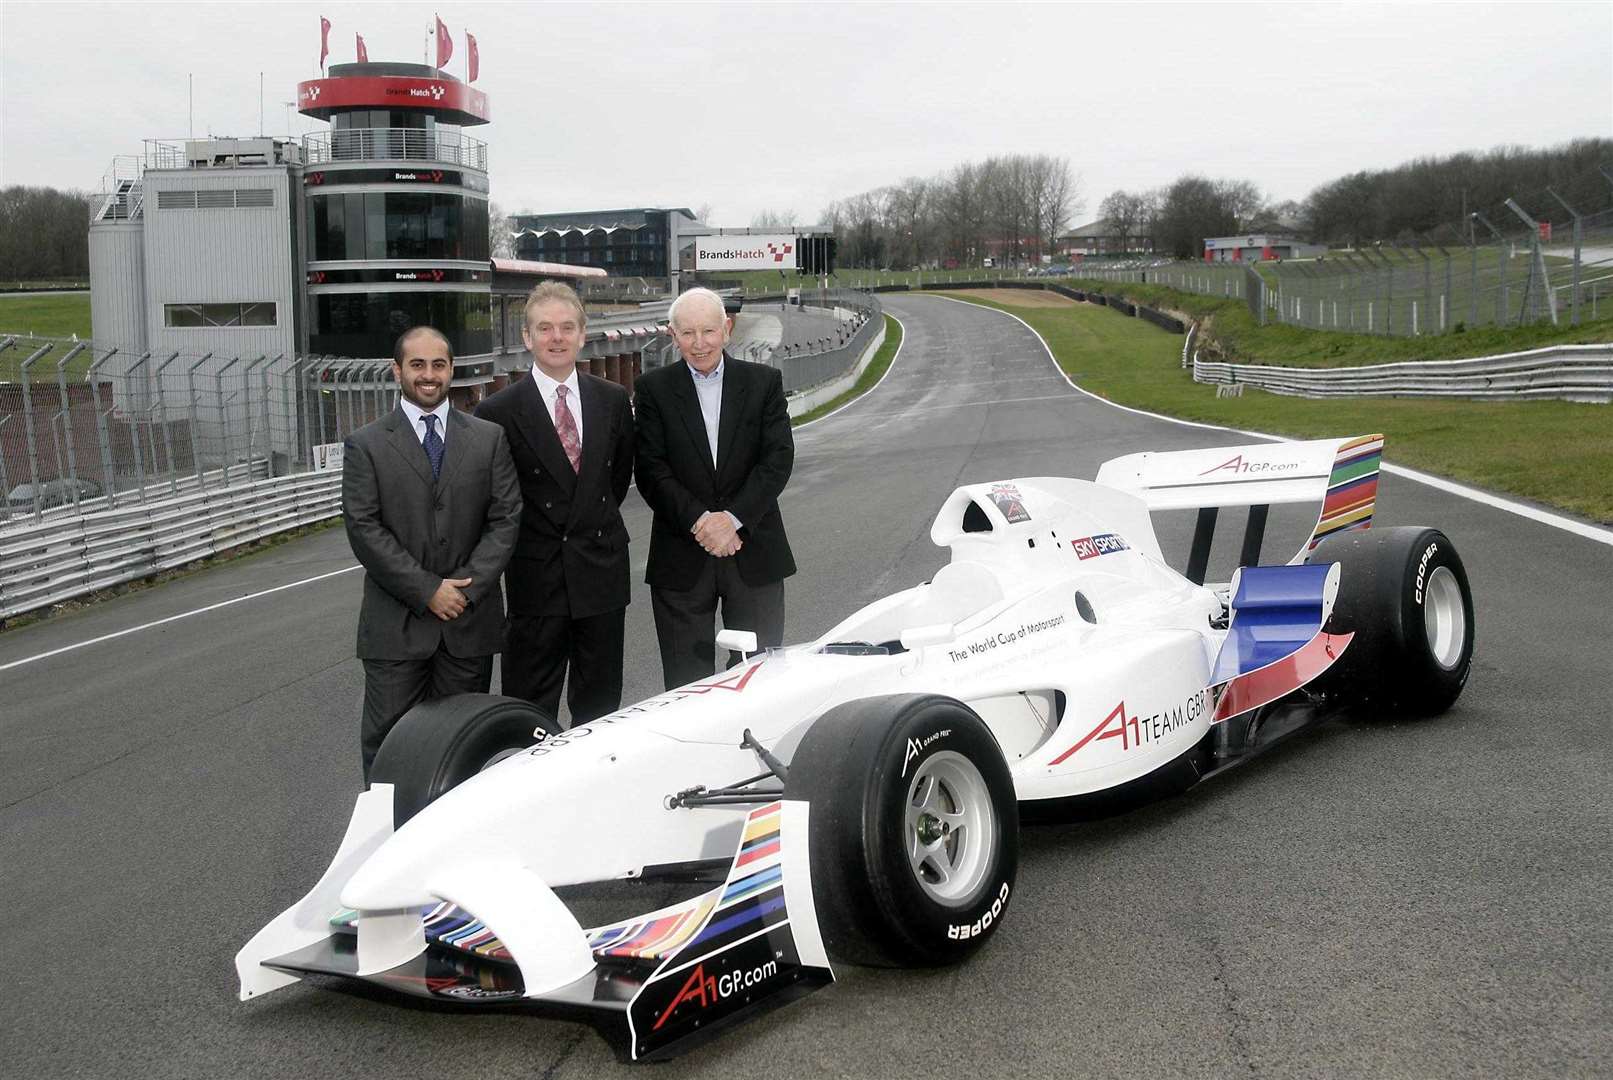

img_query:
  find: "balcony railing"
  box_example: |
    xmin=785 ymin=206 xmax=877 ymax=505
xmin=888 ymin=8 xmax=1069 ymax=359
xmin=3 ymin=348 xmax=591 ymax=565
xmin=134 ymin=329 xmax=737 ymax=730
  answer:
xmin=302 ymin=128 xmax=489 ymax=171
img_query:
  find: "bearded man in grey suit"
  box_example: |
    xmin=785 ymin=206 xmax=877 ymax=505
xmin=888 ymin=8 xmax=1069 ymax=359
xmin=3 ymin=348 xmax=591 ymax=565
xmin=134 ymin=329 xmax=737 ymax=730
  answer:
xmin=342 ymin=326 xmax=521 ymax=781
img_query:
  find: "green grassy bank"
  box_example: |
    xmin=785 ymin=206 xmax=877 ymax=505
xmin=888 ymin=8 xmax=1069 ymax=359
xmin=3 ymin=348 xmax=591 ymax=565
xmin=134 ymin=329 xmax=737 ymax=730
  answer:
xmin=937 ymin=291 xmax=1613 ymax=524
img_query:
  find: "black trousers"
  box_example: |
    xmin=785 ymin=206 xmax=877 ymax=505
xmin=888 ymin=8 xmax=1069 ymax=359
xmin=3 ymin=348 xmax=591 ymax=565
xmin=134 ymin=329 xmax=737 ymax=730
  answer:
xmin=651 ymin=557 xmax=785 ymax=691
xmin=502 ymin=608 xmax=626 ymax=728
xmin=360 ymin=648 xmax=493 ymax=783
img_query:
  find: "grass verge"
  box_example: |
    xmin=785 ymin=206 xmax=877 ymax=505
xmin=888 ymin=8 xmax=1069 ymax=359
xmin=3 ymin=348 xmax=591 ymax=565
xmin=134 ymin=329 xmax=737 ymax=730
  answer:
xmin=1053 ymin=277 xmax=1613 ymax=367
xmin=793 ymin=314 xmax=903 ymax=426
xmin=935 ymin=291 xmax=1613 ymax=524
xmin=0 ymin=291 xmax=93 ymax=340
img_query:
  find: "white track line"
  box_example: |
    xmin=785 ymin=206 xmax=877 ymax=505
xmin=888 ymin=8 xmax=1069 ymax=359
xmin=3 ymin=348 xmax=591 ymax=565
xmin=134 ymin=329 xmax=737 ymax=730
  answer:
xmin=928 ymin=293 xmax=1613 ymax=548
xmin=0 ymin=564 xmax=362 ymax=672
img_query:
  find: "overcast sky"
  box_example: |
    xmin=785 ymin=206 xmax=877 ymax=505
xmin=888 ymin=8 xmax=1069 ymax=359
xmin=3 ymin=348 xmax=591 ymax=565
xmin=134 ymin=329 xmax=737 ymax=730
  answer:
xmin=2 ymin=1 xmax=1609 ymax=226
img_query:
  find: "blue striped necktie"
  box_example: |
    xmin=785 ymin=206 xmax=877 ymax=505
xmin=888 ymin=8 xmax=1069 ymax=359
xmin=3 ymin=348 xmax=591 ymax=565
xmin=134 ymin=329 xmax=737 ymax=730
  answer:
xmin=422 ymin=413 xmax=444 ymax=481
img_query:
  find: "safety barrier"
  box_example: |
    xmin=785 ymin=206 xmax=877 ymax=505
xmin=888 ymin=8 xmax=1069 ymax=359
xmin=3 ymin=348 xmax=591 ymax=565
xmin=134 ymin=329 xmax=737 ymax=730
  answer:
xmin=1192 ymin=343 xmax=1613 ymax=403
xmin=0 ymin=469 xmax=341 ymax=620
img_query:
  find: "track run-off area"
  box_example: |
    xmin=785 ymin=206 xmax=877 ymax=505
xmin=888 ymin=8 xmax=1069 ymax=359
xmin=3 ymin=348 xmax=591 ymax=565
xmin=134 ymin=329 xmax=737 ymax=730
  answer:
xmin=2 ymin=294 xmax=1609 ymax=1079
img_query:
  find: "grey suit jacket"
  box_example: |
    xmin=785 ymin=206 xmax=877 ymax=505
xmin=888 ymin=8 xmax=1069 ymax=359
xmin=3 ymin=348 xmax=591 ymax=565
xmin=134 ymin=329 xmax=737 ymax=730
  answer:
xmin=342 ymin=405 xmax=522 ymax=660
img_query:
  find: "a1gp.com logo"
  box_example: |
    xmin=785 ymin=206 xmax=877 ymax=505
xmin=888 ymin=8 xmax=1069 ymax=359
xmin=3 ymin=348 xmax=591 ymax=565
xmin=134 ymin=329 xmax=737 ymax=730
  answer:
xmin=650 ymin=958 xmax=780 ymax=1032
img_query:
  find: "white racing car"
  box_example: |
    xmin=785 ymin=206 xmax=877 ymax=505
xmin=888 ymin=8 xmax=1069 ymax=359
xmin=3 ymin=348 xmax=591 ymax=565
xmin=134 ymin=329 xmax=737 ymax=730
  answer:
xmin=237 ymin=433 xmax=1475 ymax=1060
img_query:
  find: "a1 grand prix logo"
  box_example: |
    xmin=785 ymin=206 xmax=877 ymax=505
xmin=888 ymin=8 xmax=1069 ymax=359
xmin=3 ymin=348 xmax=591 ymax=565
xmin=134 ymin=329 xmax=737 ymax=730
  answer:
xmin=650 ymin=958 xmax=780 ymax=1032
xmin=1198 ymin=453 xmax=1301 ymax=476
xmin=1048 ymin=691 xmax=1211 ymax=765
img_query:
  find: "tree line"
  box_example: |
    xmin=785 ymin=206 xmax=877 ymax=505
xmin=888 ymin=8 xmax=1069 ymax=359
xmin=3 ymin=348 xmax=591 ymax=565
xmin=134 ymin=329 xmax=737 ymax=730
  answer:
xmin=1097 ymin=137 xmax=1611 ymax=259
xmin=756 ymin=154 xmax=1082 ymax=270
xmin=0 ymin=186 xmax=96 ymax=282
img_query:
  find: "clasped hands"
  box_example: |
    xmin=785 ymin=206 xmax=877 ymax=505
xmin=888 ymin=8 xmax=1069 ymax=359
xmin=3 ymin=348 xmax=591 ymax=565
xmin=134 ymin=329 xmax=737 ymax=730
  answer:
xmin=429 ymin=576 xmax=472 ymax=620
xmin=693 ymin=511 xmax=742 ymax=558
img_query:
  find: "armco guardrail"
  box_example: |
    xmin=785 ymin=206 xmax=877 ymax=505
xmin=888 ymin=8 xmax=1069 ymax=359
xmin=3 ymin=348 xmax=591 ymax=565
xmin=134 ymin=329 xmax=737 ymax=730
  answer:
xmin=0 ymin=469 xmax=341 ymax=620
xmin=1192 ymin=343 xmax=1613 ymax=403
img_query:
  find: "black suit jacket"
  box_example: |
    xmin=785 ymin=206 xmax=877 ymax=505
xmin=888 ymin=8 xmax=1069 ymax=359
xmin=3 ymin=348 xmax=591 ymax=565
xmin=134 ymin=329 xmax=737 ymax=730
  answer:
xmin=343 ymin=406 xmax=521 ymax=660
xmin=634 ymin=354 xmax=796 ymax=589
xmin=474 ymin=371 xmax=634 ymax=618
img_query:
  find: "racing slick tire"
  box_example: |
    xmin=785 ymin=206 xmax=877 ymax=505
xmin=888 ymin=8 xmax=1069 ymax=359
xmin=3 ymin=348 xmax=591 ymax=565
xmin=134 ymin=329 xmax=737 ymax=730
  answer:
xmin=371 ymin=694 xmax=561 ymax=827
xmin=1306 ymin=526 xmax=1475 ymax=716
xmin=785 ymin=694 xmax=1018 ymax=968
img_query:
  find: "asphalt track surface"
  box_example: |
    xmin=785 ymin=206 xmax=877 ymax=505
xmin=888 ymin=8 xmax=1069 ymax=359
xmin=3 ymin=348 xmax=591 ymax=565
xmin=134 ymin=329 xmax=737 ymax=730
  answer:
xmin=3 ymin=294 xmax=1610 ymax=1079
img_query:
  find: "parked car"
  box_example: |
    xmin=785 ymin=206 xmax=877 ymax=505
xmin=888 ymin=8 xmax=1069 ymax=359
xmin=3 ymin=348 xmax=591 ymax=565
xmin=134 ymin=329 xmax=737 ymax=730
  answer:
xmin=4 ymin=478 xmax=103 ymax=514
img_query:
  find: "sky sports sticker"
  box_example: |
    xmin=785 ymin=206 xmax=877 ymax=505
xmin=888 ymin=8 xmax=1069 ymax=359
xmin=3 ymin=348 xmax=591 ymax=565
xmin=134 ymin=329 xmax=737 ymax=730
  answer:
xmin=1072 ymin=533 xmax=1129 ymax=559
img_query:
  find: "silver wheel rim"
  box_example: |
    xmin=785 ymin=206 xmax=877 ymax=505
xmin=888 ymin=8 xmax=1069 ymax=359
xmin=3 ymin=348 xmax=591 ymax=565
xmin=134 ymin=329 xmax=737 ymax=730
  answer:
xmin=905 ymin=749 xmax=995 ymax=906
xmin=1423 ymin=565 xmax=1466 ymax=669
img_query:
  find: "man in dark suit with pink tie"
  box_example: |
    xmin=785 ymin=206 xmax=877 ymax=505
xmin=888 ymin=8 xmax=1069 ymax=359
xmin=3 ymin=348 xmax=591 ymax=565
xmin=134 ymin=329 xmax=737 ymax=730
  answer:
xmin=474 ymin=282 xmax=635 ymax=726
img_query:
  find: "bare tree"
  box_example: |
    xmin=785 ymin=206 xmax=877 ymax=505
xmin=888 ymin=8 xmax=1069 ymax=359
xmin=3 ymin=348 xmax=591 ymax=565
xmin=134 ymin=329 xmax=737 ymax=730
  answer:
xmin=1032 ymin=156 xmax=1080 ymax=260
xmin=487 ymin=200 xmax=515 ymax=259
xmin=887 ymin=177 xmax=931 ymax=268
xmin=1099 ymin=189 xmax=1150 ymax=253
xmin=751 ymin=209 xmax=798 ymax=229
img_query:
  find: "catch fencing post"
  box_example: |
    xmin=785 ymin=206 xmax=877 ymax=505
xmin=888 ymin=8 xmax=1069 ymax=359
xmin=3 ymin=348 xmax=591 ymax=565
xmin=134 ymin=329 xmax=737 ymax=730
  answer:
xmin=152 ymin=352 xmax=182 ymax=495
xmin=1472 ymin=212 xmax=1506 ymax=325
xmin=54 ymin=343 xmax=90 ymax=509
xmin=242 ymin=355 xmax=267 ymax=478
xmin=19 ymin=344 xmax=55 ymax=520
xmin=123 ymin=352 xmax=153 ymax=501
xmin=1546 ymin=188 xmax=1582 ymax=326
xmin=1504 ymin=198 xmax=1557 ymax=326
xmin=215 ymin=357 xmax=242 ymax=483
xmin=185 ymin=353 xmax=213 ymax=489
xmin=86 ymin=348 xmax=119 ymax=507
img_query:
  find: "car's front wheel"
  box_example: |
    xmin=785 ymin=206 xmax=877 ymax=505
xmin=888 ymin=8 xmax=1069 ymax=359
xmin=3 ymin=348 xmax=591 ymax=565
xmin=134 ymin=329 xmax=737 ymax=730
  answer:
xmin=785 ymin=694 xmax=1019 ymax=967
xmin=370 ymin=694 xmax=560 ymax=827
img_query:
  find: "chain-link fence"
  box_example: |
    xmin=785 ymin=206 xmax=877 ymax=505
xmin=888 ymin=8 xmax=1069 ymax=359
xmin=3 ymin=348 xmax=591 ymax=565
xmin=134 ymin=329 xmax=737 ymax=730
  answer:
xmin=1064 ymin=184 xmax=1613 ymax=338
xmin=0 ymin=338 xmax=401 ymax=527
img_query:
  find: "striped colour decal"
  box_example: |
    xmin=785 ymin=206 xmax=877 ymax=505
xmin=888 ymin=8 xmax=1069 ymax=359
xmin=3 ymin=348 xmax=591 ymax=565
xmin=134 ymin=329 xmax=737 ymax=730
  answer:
xmin=347 ymin=802 xmax=792 ymax=969
xmin=1303 ymin=434 xmax=1383 ymax=551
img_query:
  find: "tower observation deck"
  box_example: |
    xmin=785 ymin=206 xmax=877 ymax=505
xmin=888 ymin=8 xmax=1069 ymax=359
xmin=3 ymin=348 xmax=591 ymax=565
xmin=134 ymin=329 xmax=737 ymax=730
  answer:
xmin=297 ymin=62 xmax=494 ymax=378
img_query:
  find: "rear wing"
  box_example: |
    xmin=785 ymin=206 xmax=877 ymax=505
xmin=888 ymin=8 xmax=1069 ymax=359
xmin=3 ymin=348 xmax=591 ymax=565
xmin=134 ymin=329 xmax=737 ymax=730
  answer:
xmin=1095 ymin=434 xmax=1383 ymax=579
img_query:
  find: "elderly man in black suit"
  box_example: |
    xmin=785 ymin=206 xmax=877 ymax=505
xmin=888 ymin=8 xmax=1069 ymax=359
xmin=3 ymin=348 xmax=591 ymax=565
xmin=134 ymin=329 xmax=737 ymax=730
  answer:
xmin=474 ymin=282 xmax=635 ymax=725
xmin=634 ymin=286 xmax=796 ymax=689
xmin=343 ymin=326 xmax=521 ymax=781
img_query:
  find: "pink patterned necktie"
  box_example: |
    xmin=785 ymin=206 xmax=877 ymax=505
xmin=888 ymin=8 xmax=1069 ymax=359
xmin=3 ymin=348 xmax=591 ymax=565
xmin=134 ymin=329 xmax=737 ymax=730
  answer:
xmin=554 ymin=385 xmax=581 ymax=473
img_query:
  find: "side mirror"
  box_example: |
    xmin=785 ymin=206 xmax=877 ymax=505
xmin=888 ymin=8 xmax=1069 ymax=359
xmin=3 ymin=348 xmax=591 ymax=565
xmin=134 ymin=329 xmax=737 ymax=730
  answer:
xmin=716 ymin=629 xmax=759 ymax=657
xmin=899 ymin=623 xmax=955 ymax=650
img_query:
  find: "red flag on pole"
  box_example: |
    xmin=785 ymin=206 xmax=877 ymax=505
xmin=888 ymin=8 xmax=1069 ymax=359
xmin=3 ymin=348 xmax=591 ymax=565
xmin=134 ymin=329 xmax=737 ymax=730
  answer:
xmin=466 ymin=31 xmax=479 ymax=83
xmin=355 ymin=33 xmax=368 ymax=64
xmin=318 ymin=16 xmax=331 ymax=71
xmin=435 ymin=15 xmax=453 ymax=69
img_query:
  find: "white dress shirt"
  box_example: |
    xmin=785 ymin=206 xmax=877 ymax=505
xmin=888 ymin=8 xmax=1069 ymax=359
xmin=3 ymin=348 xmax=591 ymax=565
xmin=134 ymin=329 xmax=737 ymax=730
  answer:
xmin=399 ymin=397 xmax=452 ymax=446
xmin=688 ymin=359 xmax=741 ymax=529
xmin=530 ymin=366 xmax=584 ymax=441
xmin=689 ymin=358 xmax=723 ymax=466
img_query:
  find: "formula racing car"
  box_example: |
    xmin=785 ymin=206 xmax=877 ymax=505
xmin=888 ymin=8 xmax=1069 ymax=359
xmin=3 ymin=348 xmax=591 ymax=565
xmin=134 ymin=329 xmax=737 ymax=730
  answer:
xmin=237 ymin=433 xmax=1475 ymax=1060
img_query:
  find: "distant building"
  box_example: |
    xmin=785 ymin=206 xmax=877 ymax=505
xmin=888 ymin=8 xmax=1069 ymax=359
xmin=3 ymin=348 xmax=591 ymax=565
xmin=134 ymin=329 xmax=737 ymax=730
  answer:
xmin=1203 ymin=234 xmax=1327 ymax=263
xmin=511 ymin=208 xmax=706 ymax=281
xmin=1056 ymin=219 xmax=1155 ymax=258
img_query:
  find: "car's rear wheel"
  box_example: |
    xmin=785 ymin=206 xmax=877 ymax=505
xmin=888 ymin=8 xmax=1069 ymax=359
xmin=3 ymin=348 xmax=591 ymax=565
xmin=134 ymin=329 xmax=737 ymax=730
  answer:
xmin=370 ymin=694 xmax=560 ymax=827
xmin=784 ymin=694 xmax=1018 ymax=967
xmin=1306 ymin=526 xmax=1475 ymax=715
